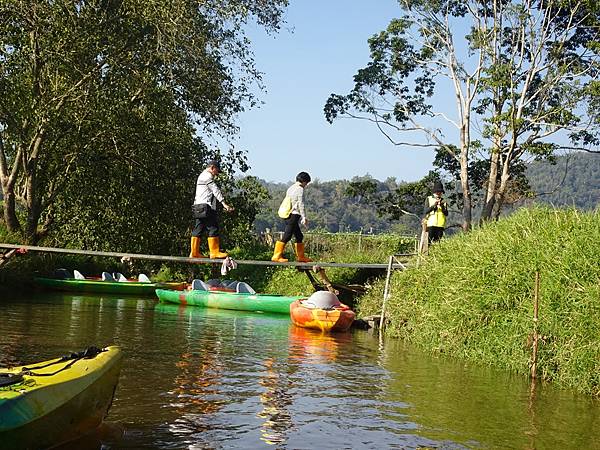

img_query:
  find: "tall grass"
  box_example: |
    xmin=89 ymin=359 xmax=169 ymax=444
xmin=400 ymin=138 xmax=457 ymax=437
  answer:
xmin=357 ymin=206 xmax=600 ymax=396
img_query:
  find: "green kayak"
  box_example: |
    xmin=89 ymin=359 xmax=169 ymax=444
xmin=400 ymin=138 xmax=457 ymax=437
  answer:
xmin=34 ymin=277 xmax=186 ymax=296
xmin=0 ymin=346 xmax=122 ymax=449
xmin=156 ymin=288 xmax=306 ymax=314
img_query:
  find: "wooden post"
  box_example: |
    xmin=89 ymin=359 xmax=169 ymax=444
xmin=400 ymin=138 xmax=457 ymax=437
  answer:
xmin=358 ymin=228 xmax=363 ymax=253
xmin=531 ymin=271 xmax=540 ymax=379
xmin=379 ymin=255 xmax=395 ymax=331
xmin=417 ymin=220 xmax=428 ymax=268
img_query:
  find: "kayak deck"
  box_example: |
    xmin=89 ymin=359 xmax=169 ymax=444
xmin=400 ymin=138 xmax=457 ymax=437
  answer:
xmin=34 ymin=277 xmax=185 ymax=296
xmin=0 ymin=346 xmax=122 ymax=449
xmin=156 ymin=288 xmax=305 ymax=314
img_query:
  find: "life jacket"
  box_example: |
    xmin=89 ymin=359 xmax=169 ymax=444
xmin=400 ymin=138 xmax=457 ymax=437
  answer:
xmin=426 ymin=195 xmax=446 ymax=228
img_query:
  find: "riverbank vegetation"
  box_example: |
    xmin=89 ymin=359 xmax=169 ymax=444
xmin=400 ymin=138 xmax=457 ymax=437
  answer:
xmin=357 ymin=206 xmax=600 ymax=396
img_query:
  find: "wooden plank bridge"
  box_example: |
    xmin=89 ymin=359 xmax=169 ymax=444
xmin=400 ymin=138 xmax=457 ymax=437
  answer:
xmin=0 ymin=243 xmax=410 ymax=270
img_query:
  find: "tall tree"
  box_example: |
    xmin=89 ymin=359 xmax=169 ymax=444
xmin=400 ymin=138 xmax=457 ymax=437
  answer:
xmin=325 ymin=0 xmax=599 ymax=229
xmin=0 ymin=0 xmax=288 ymax=244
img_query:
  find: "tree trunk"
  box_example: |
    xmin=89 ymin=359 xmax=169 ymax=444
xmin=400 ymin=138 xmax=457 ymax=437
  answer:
xmin=0 ymin=136 xmax=22 ymax=233
xmin=481 ymin=143 xmax=501 ymax=222
xmin=25 ymin=165 xmax=41 ymax=244
xmin=460 ymin=158 xmax=472 ymax=231
xmin=24 ymin=131 xmax=45 ymax=244
xmin=492 ymin=160 xmax=511 ymax=220
xmin=1 ymin=190 xmax=22 ymax=233
xmin=459 ymin=126 xmax=472 ymax=231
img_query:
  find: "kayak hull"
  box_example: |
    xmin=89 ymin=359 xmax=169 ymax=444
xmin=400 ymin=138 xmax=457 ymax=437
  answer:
xmin=156 ymin=288 xmax=305 ymax=314
xmin=34 ymin=277 xmax=186 ymax=296
xmin=290 ymin=300 xmax=355 ymax=332
xmin=0 ymin=346 xmax=122 ymax=449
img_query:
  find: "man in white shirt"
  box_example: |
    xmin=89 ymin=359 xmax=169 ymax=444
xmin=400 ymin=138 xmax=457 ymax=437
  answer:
xmin=190 ymin=160 xmax=234 ymax=259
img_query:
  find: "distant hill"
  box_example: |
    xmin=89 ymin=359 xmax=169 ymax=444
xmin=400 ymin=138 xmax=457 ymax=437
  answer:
xmin=524 ymin=152 xmax=599 ymax=210
xmin=253 ymin=152 xmax=599 ymax=233
xmin=253 ymin=176 xmax=408 ymax=235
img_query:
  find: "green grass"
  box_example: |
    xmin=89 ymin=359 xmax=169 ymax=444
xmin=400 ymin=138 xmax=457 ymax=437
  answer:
xmin=262 ymin=233 xmax=417 ymax=300
xmin=357 ymin=206 xmax=600 ymax=396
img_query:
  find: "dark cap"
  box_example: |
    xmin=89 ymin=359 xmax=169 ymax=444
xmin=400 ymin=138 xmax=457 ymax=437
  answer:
xmin=433 ymin=180 xmax=445 ymax=193
xmin=207 ymin=159 xmax=221 ymax=170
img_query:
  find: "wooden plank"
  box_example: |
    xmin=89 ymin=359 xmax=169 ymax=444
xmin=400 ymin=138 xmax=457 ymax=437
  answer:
xmin=0 ymin=243 xmax=409 ymax=270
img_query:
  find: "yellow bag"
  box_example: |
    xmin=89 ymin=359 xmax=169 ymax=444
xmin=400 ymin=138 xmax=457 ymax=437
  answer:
xmin=277 ymin=196 xmax=292 ymax=219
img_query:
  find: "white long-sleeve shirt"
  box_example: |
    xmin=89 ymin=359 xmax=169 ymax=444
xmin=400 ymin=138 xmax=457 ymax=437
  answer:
xmin=286 ymin=182 xmax=306 ymax=220
xmin=194 ymin=169 xmax=225 ymax=210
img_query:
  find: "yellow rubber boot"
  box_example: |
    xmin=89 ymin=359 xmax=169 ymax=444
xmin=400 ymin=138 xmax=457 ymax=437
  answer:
xmin=208 ymin=236 xmax=228 ymax=259
xmin=271 ymin=241 xmax=288 ymax=262
xmin=294 ymin=242 xmax=312 ymax=262
xmin=189 ymin=236 xmax=204 ymax=258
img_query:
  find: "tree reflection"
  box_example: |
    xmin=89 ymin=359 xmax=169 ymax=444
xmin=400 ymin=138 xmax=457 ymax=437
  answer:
xmin=258 ymin=357 xmax=294 ymax=446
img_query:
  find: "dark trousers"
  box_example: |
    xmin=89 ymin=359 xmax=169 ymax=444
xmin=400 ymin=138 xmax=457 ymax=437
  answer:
xmin=192 ymin=208 xmax=219 ymax=238
xmin=282 ymin=214 xmax=303 ymax=243
xmin=428 ymin=226 xmax=444 ymax=244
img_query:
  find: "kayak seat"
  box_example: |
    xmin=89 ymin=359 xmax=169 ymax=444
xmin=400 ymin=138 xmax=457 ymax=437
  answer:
xmin=236 ymin=282 xmax=256 ymax=294
xmin=113 ymin=273 xmax=128 ymax=282
xmin=138 ymin=274 xmax=151 ymax=283
xmin=73 ymin=270 xmax=85 ymax=280
xmin=0 ymin=372 xmax=24 ymax=387
xmin=54 ymin=268 xmax=72 ymax=279
xmin=101 ymin=272 xmax=114 ymax=282
xmin=191 ymin=279 xmax=210 ymax=291
xmin=301 ymin=291 xmax=341 ymax=309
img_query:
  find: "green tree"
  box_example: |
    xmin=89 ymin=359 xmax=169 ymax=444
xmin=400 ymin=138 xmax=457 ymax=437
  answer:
xmin=325 ymin=0 xmax=600 ymax=230
xmin=0 ymin=0 xmax=288 ymax=245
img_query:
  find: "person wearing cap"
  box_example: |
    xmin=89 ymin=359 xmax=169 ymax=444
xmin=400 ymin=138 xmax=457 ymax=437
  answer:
xmin=271 ymin=171 xmax=312 ymax=263
xmin=423 ymin=180 xmax=448 ymax=244
xmin=189 ymin=160 xmax=234 ymax=259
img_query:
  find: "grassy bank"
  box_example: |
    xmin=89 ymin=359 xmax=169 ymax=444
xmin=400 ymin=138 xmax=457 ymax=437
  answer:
xmin=357 ymin=206 xmax=600 ymax=396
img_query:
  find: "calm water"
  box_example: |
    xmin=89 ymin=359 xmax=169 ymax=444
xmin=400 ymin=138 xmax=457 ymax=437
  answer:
xmin=1 ymin=291 xmax=599 ymax=449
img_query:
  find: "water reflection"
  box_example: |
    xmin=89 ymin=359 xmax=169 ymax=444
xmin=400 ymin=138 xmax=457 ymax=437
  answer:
xmin=288 ymin=325 xmax=352 ymax=364
xmin=257 ymin=357 xmax=293 ymax=446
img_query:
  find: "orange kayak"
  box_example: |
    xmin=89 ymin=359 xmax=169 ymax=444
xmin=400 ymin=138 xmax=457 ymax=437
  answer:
xmin=290 ymin=299 xmax=355 ymax=332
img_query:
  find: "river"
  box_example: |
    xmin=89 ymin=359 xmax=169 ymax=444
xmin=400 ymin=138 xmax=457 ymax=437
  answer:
xmin=1 ymin=291 xmax=599 ymax=449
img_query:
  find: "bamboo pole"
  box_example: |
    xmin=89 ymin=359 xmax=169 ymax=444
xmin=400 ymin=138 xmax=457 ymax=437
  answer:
xmin=531 ymin=271 xmax=540 ymax=379
xmin=0 ymin=243 xmax=408 ymax=270
xmin=379 ymin=255 xmax=395 ymax=331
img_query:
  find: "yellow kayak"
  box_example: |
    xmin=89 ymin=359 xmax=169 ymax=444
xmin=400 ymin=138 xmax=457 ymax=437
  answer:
xmin=0 ymin=346 xmax=122 ymax=449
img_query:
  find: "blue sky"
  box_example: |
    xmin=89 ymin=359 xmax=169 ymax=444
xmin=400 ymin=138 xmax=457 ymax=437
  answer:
xmin=234 ymin=0 xmax=436 ymax=184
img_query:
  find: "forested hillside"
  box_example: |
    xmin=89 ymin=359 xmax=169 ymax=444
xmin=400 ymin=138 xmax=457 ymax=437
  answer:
xmin=253 ymin=152 xmax=599 ymax=234
xmin=253 ymin=177 xmax=420 ymax=235
xmin=524 ymin=152 xmax=599 ymax=209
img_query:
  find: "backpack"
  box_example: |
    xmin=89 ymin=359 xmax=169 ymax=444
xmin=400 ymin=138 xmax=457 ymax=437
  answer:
xmin=277 ymin=195 xmax=292 ymax=219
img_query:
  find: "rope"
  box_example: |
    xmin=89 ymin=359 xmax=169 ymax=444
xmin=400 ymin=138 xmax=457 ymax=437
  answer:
xmin=20 ymin=346 xmax=104 ymax=377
